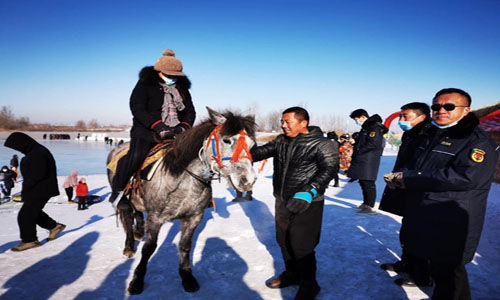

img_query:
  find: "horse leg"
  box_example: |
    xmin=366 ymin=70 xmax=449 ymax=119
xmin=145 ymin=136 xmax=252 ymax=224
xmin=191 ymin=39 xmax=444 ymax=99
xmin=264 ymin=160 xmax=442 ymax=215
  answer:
xmin=118 ymin=202 xmax=136 ymax=258
xmin=128 ymin=220 xmax=162 ymax=295
xmin=133 ymin=211 xmax=145 ymax=241
xmin=178 ymin=213 xmax=203 ymax=292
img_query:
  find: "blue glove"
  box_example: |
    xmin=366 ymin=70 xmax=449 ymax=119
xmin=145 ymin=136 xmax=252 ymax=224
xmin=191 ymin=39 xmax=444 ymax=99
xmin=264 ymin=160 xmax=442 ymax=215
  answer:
xmin=286 ymin=186 xmax=318 ymax=214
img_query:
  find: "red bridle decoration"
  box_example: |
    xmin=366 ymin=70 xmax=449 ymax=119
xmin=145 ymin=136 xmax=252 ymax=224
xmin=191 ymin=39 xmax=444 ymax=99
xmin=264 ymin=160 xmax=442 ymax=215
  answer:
xmin=206 ymin=125 xmax=253 ymax=168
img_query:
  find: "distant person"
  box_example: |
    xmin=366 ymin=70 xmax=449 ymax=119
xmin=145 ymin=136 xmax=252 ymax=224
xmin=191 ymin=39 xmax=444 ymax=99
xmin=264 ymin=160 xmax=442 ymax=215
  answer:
xmin=338 ymin=134 xmax=354 ymax=172
xmin=4 ymin=132 xmax=66 ymax=251
xmin=0 ymin=165 xmax=17 ymax=200
xmin=109 ymin=138 xmax=113 ymax=146
xmin=326 ymin=131 xmax=340 ymax=187
xmin=347 ymin=109 xmax=388 ymax=214
xmin=109 ymin=49 xmax=196 ymax=208
xmin=251 ymin=107 xmax=338 ymax=300
xmin=42 ymin=134 xmax=47 ymax=139
xmin=232 ymin=190 xmax=253 ymax=202
xmin=63 ymin=170 xmax=78 ymax=203
xmin=10 ymin=154 xmax=19 ymax=179
xmin=379 ymin=102 xmax=433 ymax=287
xmin=76 ymin=178 xmax=88 ymax=210
xmin=384 ymin=88 xmax=499 ymax=299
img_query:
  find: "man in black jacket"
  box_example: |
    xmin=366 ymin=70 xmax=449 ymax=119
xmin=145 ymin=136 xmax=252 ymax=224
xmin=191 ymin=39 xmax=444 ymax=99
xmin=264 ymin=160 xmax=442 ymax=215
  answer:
xmin=251 ymin=107 xmax=338 ymax=300
xmin=4 ymin=132 xmax=66 ymax=251
xmin=379 ymin=102 xmax=433 ymax=287
xmin=110 ymin=49 xmax=196 ymax=205
xmin=384 ymin=88 xmax=499 ymax=299
xmin=347 ymin=109 xmax=388 ymax=213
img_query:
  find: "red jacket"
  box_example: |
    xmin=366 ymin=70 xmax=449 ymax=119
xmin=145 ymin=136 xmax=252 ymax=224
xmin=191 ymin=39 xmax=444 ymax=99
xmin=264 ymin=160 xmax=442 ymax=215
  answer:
xmin=76 ymin=183 xmax=88 ymax=197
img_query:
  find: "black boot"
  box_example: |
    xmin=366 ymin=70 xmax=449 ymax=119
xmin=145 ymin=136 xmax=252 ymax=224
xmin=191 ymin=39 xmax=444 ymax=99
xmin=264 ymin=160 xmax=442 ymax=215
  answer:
xmin=266 ymin=259 xmax=300 ymax=289
xmin=295 ymin=253 xmax=320 ymax=300
xmin=232 ymin=191 xmax=245 ymax=202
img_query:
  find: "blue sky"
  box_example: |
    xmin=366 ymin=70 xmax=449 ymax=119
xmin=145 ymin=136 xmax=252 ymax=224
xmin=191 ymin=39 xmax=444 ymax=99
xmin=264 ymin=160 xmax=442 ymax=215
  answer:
xmin=1 ymin=0 xmax=499 ymax=127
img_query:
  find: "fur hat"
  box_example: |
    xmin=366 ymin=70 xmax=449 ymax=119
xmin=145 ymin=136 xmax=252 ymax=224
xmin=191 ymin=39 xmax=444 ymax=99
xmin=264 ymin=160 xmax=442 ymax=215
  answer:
xmin=154 ymin=49 xmax=185 ymax=76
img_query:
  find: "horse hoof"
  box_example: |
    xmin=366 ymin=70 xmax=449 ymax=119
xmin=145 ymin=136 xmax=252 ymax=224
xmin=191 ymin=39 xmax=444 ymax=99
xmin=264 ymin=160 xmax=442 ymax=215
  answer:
xmin=123 ymin=249 xmax=135 ymax=258
xmin=128 ymin=278 xmax=144 ymax=295
xmin=181 ymin=273 xmax=200 ymax=292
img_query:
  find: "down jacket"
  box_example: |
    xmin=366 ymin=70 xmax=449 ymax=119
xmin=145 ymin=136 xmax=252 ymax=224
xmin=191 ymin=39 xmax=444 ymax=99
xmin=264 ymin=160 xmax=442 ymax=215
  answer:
xmin=129 ymin=66 xmax=196 ymax=142
xmin=251 ymin=126 xmax=338 ymax=202
xmin=402 ymin=113 xmax=499 ymax=264
xmin=347 ymin=114 xmax=388 ymax=181
xmin=4 ymin=132 xmax=60 ymax=201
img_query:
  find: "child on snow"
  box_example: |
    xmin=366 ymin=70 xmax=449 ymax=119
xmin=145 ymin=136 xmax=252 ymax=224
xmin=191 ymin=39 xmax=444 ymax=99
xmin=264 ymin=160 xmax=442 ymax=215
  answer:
xmin=76 ymin=178 xmax=88 ymax=210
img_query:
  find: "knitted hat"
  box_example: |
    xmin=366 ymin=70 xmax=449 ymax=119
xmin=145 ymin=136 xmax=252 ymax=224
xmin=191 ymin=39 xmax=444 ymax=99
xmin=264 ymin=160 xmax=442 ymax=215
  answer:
xmin=154 ymin=49 xmax=185 ymax=76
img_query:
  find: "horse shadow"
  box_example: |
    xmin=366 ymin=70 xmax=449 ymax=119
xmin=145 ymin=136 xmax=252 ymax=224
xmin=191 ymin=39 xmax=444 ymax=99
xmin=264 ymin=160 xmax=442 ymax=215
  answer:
xmin=1 ymin=232 xmax=99 ymax=300
xmin=88 ymin=186 xmax=106 ymax=195
xmin=53 ymin=215 xmax=104 ymax=241
xmin=74 ymin=258 xmax=134 ymax=299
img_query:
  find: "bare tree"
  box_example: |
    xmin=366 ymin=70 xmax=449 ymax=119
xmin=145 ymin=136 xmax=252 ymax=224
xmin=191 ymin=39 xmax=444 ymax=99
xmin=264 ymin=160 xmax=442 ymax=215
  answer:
xmin=75 ymin=120 xmax=86 ymax=130
xmin=87 ymin=119 xmax=100 ymax=129
xmin=0 ymin=106 xmax=30 ymax=129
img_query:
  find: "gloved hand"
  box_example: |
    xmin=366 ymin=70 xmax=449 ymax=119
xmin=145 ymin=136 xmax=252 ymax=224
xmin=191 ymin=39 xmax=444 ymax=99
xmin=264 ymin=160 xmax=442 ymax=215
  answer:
xmin=152 ymin=122 xmax=175 ymax=140
xmin=383 ymin=172 xmax=405 ymax=189
xmin=173 ymin=122 xmax=191 ymax=134
xmin=286 ymin=185 xmax=317 ymax=214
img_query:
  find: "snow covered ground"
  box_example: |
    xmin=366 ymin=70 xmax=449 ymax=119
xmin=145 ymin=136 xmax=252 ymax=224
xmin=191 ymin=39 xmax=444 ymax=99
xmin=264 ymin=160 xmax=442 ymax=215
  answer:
xmin=0 ymin=154 xmax=499 ymax=300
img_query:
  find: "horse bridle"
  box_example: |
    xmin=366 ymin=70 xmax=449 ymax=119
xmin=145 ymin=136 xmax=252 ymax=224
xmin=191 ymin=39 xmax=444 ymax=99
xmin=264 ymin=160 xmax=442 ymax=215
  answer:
xmin=199 ymin=124 xmax=253 ymax=176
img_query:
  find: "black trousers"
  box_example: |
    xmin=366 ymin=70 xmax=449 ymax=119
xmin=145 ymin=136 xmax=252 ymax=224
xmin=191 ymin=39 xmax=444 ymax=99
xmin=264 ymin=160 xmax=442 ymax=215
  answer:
xmin=77 ymin=196 xmax=86 ymax=210
xmin=359 ymin=180 xmax=376 ymax=207
xmin=275 ymin=199 xmax=324 ymax=262
xmin=430 ymin=263 xmax=470 ymax=300
xmin=18 ymin=197 xmax=57 ymax=243
xmin=112 ymin=137 xmax=156 ymax=191
xmin=65 ymin=187 xmax=73 ymax=201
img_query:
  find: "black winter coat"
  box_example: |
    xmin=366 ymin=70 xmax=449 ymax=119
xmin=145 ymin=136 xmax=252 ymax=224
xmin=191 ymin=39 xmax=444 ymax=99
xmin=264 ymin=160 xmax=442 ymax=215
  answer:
xmin=347 ymin=114 xmax=388 ymax=180
xmin=0 ymin=166 xmax=17 ymax=189
xmin=130 ymin=66 xmax=196 ymax=142
xmin=4 ymin=132 xmax=60 ymax=201
xmin=251 ymin=126 xmax=339 ymax=202
xmin=402 ymin=114 xmax=499 ymax=264
xmin=379 ymin=119 xmax=433 ymax=216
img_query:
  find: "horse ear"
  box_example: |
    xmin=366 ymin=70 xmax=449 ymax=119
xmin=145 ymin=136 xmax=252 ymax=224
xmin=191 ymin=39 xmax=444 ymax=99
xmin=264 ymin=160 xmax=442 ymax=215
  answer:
xmin=206 ymin=107 xmax=226 ymax=125
xmin=247 ymin=114 xmax=255 ymax=123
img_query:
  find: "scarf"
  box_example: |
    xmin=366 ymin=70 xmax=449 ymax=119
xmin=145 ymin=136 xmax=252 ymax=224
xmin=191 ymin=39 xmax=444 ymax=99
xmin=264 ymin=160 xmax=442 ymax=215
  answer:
xmin=159 ymin=83 xmax=185 ymax=127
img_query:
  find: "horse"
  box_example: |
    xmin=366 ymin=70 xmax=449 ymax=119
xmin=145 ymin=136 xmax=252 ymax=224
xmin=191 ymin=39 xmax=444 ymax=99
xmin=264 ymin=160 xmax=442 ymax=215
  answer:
xmin=106 ymin=107 xmax=257 ymax=294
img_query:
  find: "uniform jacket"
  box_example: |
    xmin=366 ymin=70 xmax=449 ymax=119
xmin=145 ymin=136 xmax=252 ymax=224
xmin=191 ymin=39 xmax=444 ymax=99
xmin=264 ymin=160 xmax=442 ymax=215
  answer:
xmin=4 ymin=132 xmax=60 ymax=201
xmin=347 ymin=114 xmax=388 ymax=180
xmin=130 ymin=66 xmax=196 ymax=142
xmin=379 ymin=119 xmax=433 ymax=216
xmin=251 ymin=126 xmax=338 ymax=202
xmin=0 ymin=166 xmax=17 ymax=189
xmin=402 ymin=113 xmax=499 ymax=264
xmin=76 ymin=182 xmax=88 ymax=197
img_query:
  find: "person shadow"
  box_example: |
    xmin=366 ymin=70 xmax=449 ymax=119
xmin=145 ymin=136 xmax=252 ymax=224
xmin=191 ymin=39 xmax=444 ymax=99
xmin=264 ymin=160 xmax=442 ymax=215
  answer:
xmin=1 ymin=232 xmax=99 ymax=300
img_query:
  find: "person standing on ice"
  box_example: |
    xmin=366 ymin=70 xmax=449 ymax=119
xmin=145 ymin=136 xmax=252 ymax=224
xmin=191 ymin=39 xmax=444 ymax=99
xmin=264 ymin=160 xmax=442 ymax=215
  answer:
xmin=347 ymin=108 xmax=388 ymax=214
xmin=4 ymin=132 xmax=66 ymax=251
xmin=378 ymin=102 xmax=433 ymax=287
xmin=384 ymin=88 xmax=499 ymax=300
xmin=109 ymin=49 xmax=196 ymax=207
xmin=63 ymin=170 xmax=78 ymax=203
xmin=251 ymin=107 xmax=338 ymax=300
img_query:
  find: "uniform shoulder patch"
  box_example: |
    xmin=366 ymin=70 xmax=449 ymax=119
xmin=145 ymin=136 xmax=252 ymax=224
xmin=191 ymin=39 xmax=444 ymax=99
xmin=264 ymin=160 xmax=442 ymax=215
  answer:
xmin=369 ymin=131 xmax=376 ymax=138
xmin=471 ymin=148 xmax=485 ymax=163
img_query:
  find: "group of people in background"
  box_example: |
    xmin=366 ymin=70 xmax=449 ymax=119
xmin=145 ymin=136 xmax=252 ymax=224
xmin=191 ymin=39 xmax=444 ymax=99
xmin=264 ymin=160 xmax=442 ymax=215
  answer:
xmin=2 ymin=47 xmax=498 ymax=300
xmin=62 ymin=170 xmax=89 ymax=210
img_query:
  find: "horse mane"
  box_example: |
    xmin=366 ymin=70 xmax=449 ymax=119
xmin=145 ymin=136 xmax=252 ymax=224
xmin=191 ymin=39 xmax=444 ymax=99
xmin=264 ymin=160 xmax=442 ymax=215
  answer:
xmin=163 ymin=111 xmax=256 ymax=176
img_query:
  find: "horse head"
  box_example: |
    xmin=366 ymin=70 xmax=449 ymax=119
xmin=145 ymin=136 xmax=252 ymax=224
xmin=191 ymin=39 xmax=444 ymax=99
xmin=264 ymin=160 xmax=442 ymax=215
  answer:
xmin=201 ymin=107 xmax=257 ymax=192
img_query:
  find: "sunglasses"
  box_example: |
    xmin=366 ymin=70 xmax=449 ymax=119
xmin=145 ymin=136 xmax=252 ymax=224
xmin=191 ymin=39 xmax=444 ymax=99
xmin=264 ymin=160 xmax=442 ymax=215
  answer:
xmin=431 ymin=103 xmax=469 ymax=111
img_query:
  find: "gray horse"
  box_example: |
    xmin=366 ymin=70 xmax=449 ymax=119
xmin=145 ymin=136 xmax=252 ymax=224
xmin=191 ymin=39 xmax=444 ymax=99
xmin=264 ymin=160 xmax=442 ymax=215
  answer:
xmin=106 ymin=107 xmax=257 ymax=294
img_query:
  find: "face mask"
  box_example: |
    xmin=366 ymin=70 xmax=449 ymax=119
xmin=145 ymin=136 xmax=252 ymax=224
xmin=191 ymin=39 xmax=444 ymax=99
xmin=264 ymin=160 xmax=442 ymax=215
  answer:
xmin=160 ymin=73 xmax=177 ymax=86
xmin=398 ymin=121 xmax=413 ymax=131
xmin=431 ymin=120 xmax=458 ymax=129
xmin=355 ymin=120 xmax=363 ymax=126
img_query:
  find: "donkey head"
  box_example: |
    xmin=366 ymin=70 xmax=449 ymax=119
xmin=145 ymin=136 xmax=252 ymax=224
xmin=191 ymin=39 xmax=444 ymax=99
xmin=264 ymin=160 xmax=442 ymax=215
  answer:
xmin=202 ymin=107 xmax=257 ymax=192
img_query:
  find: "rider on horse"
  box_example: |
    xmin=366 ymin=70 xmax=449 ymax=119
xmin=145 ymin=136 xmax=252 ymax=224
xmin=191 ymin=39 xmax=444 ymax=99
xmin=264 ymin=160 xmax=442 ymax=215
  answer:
xmin=109 ymin=49 xmax=196 ymax=206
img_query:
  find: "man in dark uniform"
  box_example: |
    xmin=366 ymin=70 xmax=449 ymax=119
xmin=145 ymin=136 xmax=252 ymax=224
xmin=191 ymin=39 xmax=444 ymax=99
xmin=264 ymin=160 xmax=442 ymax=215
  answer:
xmin=384 ymin=88 xmax=499 ymax=299
xmin=109 ymin=49 xmax=196 ymax=206
xmin=379 ymin=102 xmax=433 ymax=287
xmin=347 ymin=109 xmax=388 ymax=213
xmin=4 ymin=132 xmax=66 ymax=251
xmin=251 ymin=107 xmax=338 ymax=300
